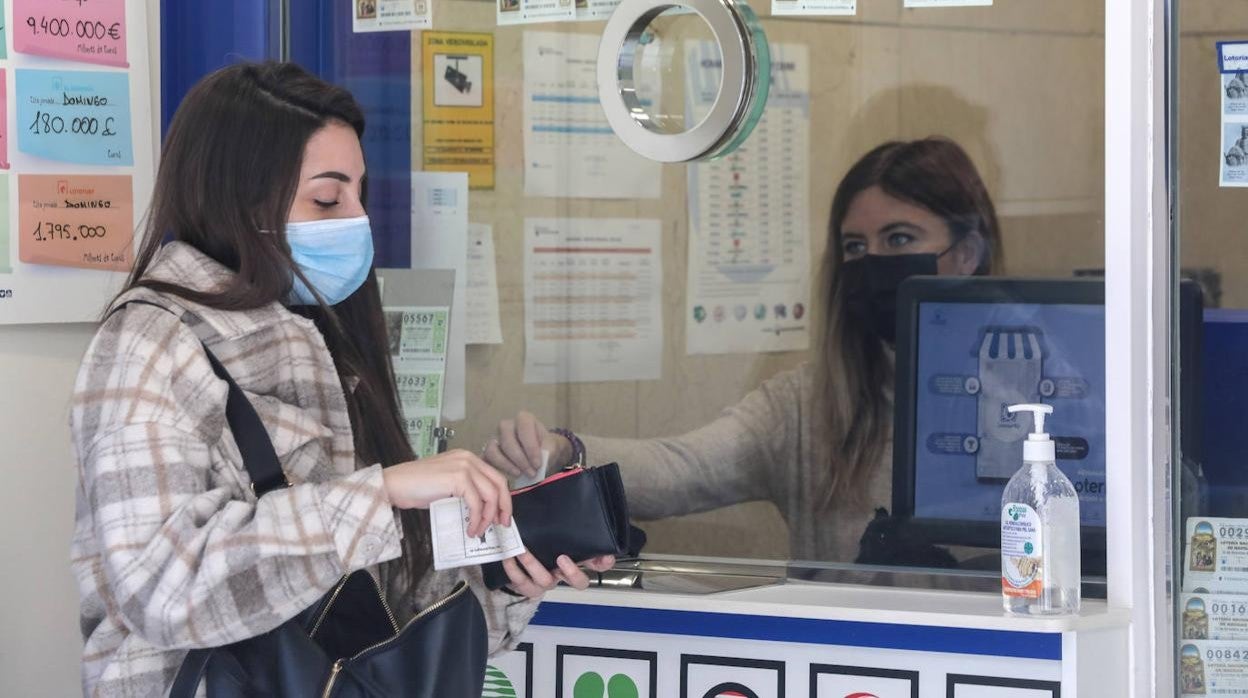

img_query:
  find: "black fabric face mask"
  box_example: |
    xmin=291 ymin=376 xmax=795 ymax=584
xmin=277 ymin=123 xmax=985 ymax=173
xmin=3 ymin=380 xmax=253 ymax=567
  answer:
xmin=841 ymin=253 xmax=940 ymax=344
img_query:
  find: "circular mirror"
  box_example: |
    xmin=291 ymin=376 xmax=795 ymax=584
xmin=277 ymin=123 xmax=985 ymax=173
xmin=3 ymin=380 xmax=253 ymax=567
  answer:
xmin=598 ymin=0 xmax=770 ymax=163
xmin=619 ymin=8 xmax=721 ymax=136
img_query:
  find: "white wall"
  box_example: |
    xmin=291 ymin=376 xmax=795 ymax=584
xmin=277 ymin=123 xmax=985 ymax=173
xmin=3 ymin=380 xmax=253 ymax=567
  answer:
xmin=0 ymin=3 xmax=161 ymax=694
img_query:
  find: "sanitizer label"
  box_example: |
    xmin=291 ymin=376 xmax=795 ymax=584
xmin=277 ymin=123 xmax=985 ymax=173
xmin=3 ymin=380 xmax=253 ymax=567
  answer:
xmin=1002 ymin=502 xmax=1043 ymax=598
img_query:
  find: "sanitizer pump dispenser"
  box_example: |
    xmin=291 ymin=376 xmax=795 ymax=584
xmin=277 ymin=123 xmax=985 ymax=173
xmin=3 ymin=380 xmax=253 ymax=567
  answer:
xmin=1000 ymin=403 xmax=1081 ymax=615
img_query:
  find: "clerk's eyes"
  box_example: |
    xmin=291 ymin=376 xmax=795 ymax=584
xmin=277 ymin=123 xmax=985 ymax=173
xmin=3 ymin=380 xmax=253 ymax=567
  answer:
xmin=886 ymin=232 xmax=916 ymax=249
xmin=843 ymin=239 xmax=867 ymax=258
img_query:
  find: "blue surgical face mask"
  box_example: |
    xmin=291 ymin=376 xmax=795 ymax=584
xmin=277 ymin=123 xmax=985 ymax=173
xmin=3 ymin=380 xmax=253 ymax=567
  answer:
xmin=284 ymin=215 xmax=374 ymax=306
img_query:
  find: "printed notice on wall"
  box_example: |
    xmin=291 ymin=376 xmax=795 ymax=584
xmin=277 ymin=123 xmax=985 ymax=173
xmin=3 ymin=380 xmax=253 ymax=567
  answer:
xmin=467 ymin=222 xmax=503 ymax=345
xmin=1219 ymin=42 xmax=1248 ymax=186
xmin=523 ymin=218 xmax=663 ymax=383
xmin=421 ymin=33 xmax=495 ymax=189
xmin=352 ymin=0 xmax=431 ymax=32
xmin=772 ymin=0 xmax=855 ymax=17
xmin=411 ymin=171 xmax=468 ymax=420
xmin=498 ymin=0 xmax=575 ymax=26
xmin=904 ymin=0 xmax=992 ymax=7
xmin=573 ymin=0 xmax=621 ymax=21
xmin=13 ymin=0 xmax=127 ymax=67
xmin=17 ymin=175 xmax=133 ymax=272
xmin=522 ymin=31 xmax=660 ymax=199
xmin=686 ymin=42 xmax=811 ymax=355
xmin=17 ymin=69 xmax=133 ymax=166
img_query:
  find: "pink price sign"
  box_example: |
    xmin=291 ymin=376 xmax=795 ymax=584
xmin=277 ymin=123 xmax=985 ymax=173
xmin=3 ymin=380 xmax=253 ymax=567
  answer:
xmin=13 ymin=0 xmax=128 ymax=68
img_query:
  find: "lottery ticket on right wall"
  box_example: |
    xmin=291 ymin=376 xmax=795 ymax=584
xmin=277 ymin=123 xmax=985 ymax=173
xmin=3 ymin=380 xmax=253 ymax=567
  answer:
xmin=1219 ymin=41 xmax=1248 ymax=186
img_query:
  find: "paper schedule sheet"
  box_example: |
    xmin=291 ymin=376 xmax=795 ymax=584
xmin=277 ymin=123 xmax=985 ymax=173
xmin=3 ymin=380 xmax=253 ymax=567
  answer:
xmin=522 ymin=31 xmax=660 ymax=199
xmin=466 ymin=223 xmax=503 ymax=345
xmin=524 ymin=218 xmax=663 ymax=384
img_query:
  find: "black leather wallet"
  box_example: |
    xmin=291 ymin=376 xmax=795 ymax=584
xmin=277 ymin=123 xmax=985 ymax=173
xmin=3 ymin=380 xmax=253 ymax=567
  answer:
xmin=482 ymin=463 xmax=634 ymax=590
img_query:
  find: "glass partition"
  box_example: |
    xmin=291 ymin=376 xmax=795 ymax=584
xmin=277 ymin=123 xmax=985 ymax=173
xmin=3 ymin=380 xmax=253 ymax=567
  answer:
xmin=290 ymin=0 xmax=1106 ymax=589
xmin=1173 ymin=1 xmax=1248 ymax=693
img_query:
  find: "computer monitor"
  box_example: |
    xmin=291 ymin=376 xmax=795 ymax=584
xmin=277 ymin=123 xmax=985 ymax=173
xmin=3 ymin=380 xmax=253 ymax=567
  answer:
xmin=891 ymin=277 xmax=1107 ymax=569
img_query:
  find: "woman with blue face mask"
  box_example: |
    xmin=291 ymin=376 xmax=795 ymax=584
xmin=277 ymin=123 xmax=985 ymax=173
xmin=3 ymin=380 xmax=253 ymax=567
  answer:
xmin=485 ymin=138 xmax=1003 ymax=565
xmin=68 ymin=62 xmax=612 ymax=697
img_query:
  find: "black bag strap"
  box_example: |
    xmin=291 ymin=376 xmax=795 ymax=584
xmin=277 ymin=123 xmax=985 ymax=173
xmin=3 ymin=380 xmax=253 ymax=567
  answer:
xmin=108 ymin=300 xmax=291 ymax=496
xmin=169 ymin=647 xmax=212 ymax=698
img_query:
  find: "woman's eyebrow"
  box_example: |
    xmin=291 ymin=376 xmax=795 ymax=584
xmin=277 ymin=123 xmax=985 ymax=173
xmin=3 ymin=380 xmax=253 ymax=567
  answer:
xmin=878 ymin=221 xmax=924 ymax=234
xmin=309 ymin=171 xmax=352 ymax=182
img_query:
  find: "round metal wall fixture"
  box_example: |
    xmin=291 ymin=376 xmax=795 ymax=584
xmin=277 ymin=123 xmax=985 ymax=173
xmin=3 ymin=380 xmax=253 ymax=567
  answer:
xmin=597 ymin=0 xmax=770 ymax=163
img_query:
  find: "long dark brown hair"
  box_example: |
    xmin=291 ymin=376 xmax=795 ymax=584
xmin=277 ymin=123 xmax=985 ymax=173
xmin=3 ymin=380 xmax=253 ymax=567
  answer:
xmin=121 ymin=61 xmax=431 ymax=585
xmin=815 ymin=137 xmax=1003 ymax=507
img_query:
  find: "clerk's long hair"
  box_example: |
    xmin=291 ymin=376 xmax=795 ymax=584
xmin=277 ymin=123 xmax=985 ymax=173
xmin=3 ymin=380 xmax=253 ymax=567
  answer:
xmin=119 ymin=62 xmax=431 ymax=591
xmin=815 ymin=138 xmax=1003 ymax=508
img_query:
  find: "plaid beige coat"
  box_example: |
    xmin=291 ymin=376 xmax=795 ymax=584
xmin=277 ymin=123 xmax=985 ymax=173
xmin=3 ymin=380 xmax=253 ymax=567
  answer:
xmin=70 ymin=242 xmax=535 ymax=697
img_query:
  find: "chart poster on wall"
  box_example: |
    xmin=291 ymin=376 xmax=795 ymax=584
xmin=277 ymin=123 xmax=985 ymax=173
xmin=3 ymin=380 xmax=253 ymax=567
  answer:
xmin=484 ymin=643 xmax=533 ymax=698
xmin=809 ymin=664 xmax=918 ymax=698
xmin=681 ymin=655 xmax=783 ymax=698
xmin=686 ymin=42 xmax=811 ymax=355
xmin=556 ymin=646 xmax=657 ymax=698
xmin=498 ymin=0 xmax=575 ymax=27
xmin=352 ymin=0 xmax=431 ymax=32
xmin=16 ymin=69 xmax=134 ymax=166
xmin=420 ymin=32 xmax=495 ymax=189
xmin=947 ymin=675 xmax=1058 ymax=697
xmin=771 ymin=0 xmax=855 ymax=17
xmin=522 ymin=31 xmax=660 ymax=199
xmin=17 ymin=174 xmax=132 ymax=272
xmin=523 ymin=217 xmax=663 ymax=384
xmin=13 ymin=0 xmax=128 ymax=67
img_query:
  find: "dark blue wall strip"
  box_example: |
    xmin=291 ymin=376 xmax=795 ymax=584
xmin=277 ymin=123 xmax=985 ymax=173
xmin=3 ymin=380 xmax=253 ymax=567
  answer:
xmin=162 ymin=2 xmax=412 ymax=269
xmin=289 ymin=4 xmax=412 ymax=269
xmin=531 ymin=602 xmax=1063 ymax=661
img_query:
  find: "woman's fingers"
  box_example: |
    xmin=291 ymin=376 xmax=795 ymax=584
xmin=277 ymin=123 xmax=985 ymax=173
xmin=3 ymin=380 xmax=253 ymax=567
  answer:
xmin=514 ymin=412 xmax=548 ymax=468
xmin=501 ymin=556 xmax=543 ymax=599
xmin=466 ymin=469 xmax=502 ymax=534
xmin=483 ymin=437 xmax=520 ymax=477
xmin=583 ymin=555 xmax=615 ymax=573
xmin=455 ymin=472 xmax=485 ymax=538
xmin=497 ymin=422 xmax=537 ymax=477
xmin=555 ymin=555 xmax=591 ymax=590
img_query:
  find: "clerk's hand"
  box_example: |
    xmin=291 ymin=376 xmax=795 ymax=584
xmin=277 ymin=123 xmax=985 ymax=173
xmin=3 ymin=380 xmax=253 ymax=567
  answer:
xmin=485 ymin=411 xmax=572 ymax=479
xmin=381 ymin=450 xmax=511 ymax=538
xmin=501 ymin=552 xmax=617 ymax=599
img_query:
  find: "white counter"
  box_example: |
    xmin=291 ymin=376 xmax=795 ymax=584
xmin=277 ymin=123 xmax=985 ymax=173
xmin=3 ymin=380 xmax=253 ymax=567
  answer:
xmin=489 ymin=578 xmax=1132 ymax=698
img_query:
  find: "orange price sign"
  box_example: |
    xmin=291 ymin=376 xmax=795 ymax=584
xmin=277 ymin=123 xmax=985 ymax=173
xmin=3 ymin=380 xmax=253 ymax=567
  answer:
xmin=18 ymin=174 xmax=133 ymax=271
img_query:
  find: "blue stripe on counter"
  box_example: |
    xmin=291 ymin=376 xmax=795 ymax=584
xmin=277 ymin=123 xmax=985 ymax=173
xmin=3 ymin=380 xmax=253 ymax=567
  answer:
xmin=530 ymin=602 xmax=1062 ymax=661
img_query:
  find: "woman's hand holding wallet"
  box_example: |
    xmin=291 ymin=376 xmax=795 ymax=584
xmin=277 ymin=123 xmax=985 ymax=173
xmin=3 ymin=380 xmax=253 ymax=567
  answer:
xmin=482 ymin=462 xmax=636 ymax=591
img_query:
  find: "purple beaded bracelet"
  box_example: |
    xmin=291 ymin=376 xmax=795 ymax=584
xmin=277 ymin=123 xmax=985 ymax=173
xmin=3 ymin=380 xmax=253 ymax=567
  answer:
xmin=550 ymin=428 xmax=586 ymax=467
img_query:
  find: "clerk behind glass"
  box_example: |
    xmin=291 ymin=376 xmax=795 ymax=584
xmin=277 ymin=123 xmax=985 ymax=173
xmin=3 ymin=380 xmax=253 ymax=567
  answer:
xmin=488 ymin=137 xmax=1003 ymax=562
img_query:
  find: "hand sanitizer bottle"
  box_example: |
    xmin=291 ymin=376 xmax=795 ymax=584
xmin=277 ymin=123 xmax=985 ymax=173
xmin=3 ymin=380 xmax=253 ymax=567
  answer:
xmin=1001 ymin=403 xmax=1081 ymax=615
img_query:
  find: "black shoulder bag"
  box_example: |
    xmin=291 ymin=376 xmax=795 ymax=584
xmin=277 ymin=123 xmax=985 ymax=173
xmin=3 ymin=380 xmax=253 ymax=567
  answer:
xmin=111 ymin=301 xmax=488 ymax=697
